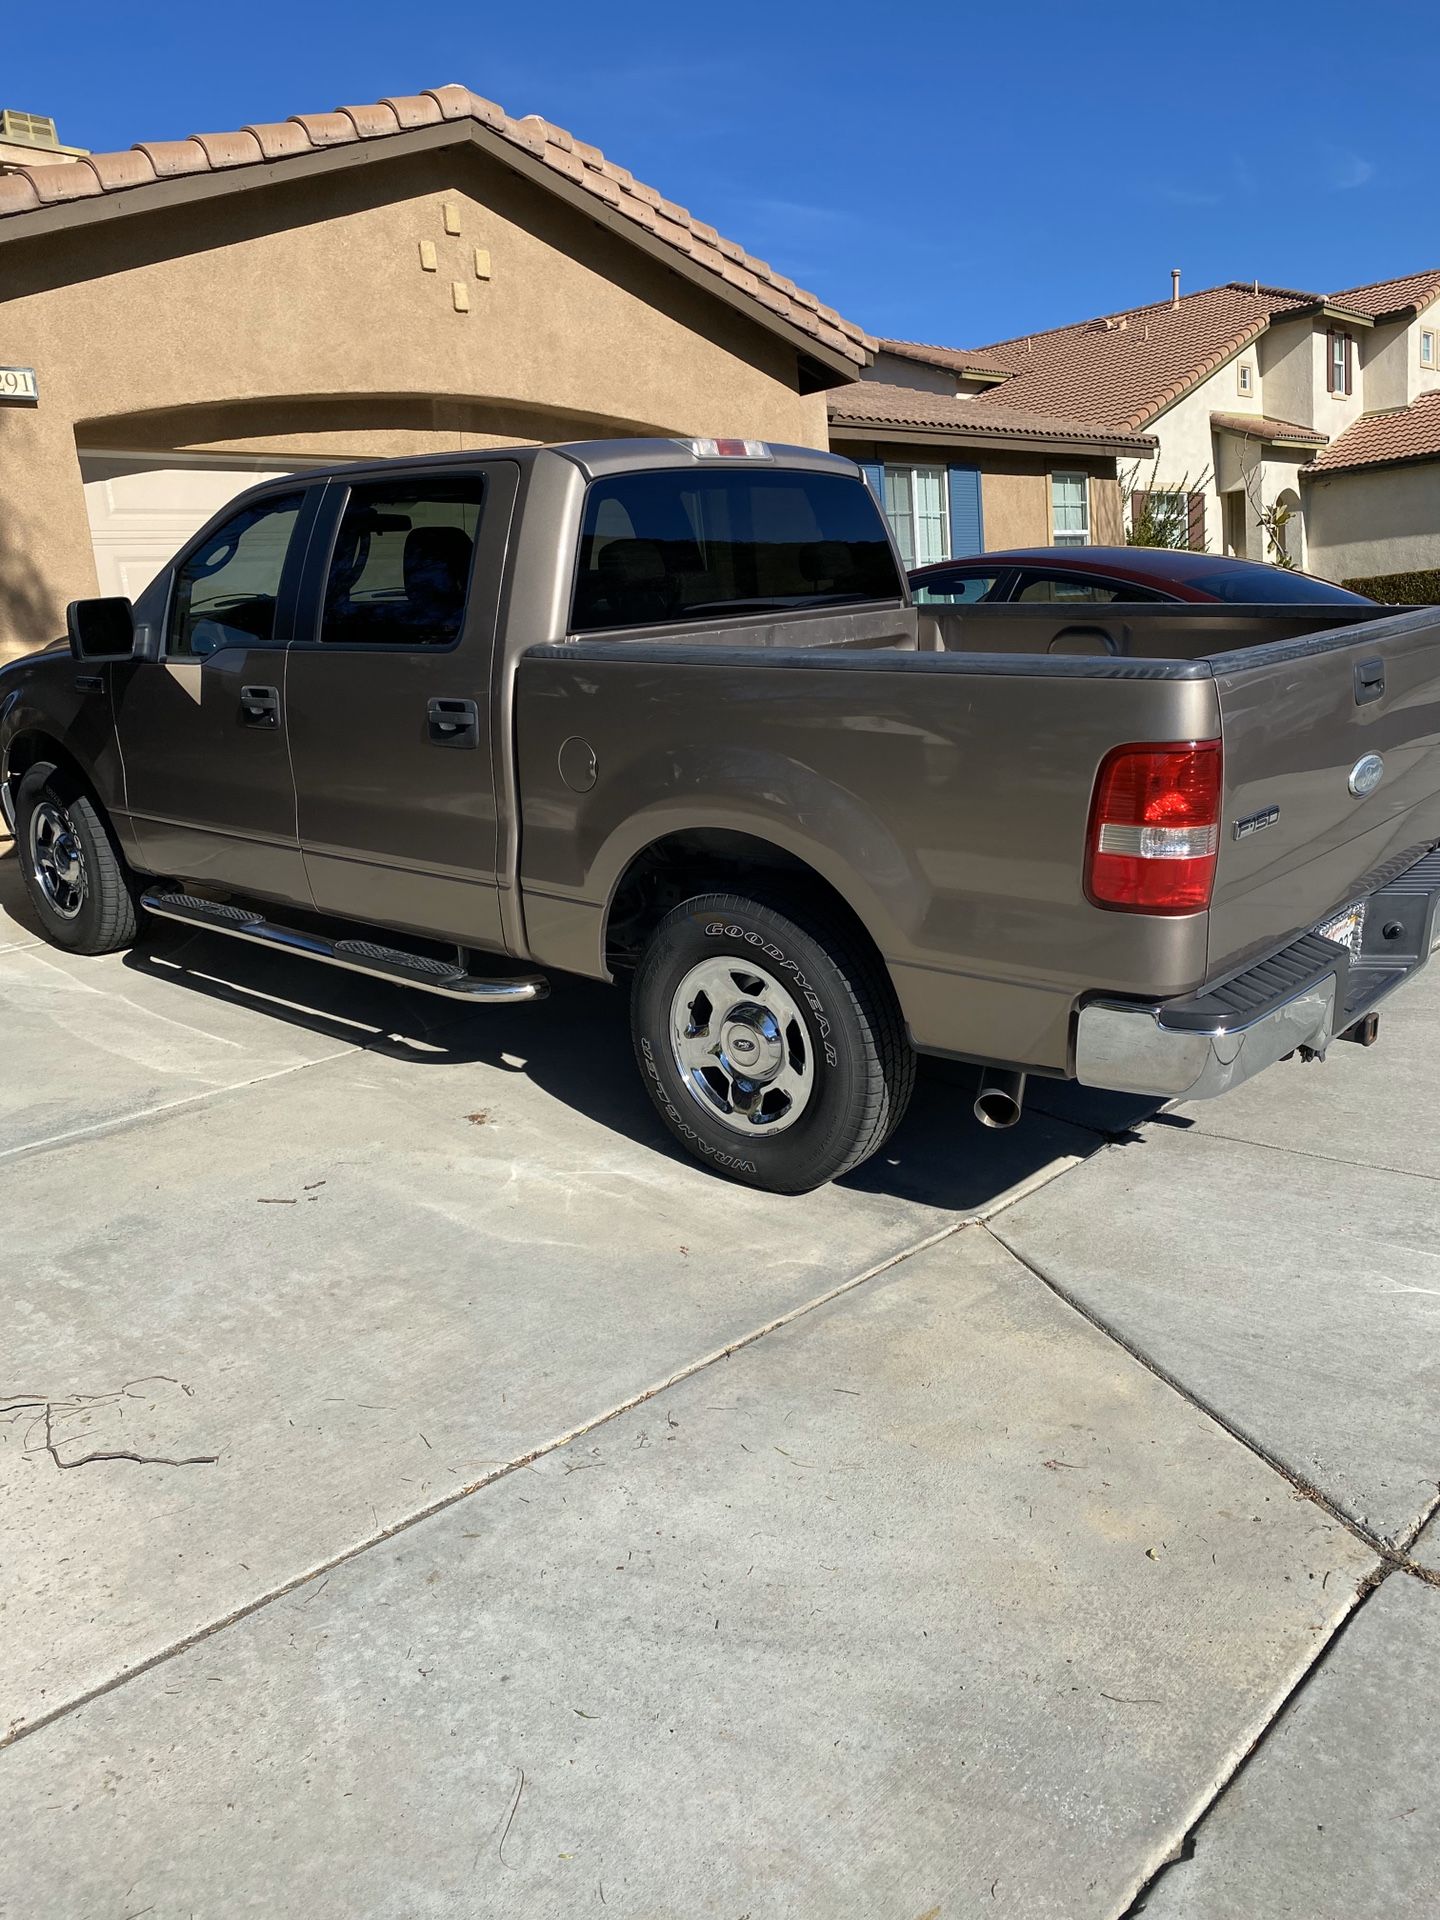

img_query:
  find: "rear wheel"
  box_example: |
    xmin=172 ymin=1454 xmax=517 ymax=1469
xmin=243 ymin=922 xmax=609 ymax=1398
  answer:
xmin=630 ymin=889 xmax=914 ymax=1193
xmin=15 ymin=764 xmax=141 ymax=955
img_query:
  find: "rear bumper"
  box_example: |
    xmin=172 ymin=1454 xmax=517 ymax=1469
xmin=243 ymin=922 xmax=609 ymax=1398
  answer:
xmin=1075 ymin=846 xmax=1440 ymax=1100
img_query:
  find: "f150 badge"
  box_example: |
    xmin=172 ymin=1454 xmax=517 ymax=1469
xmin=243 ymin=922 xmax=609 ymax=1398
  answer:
xmin=1348 ymin=752 xmax=1385 ymax=797
xmin=1233 ymin=805 xmax=1279 ymax=840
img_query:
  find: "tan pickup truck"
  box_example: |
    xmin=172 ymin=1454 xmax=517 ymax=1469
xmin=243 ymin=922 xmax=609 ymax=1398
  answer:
xmin=4 ymin=439 xmax=1440 ymax=1191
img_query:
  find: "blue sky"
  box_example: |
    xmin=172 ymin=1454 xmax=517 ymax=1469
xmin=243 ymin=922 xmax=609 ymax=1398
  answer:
xmin=9 ymin=1 xmax=1435 ymax=347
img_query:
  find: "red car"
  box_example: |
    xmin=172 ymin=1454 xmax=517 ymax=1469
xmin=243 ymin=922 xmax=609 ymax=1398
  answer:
xmin=909 ymin=545 xmax=1373 ymax=607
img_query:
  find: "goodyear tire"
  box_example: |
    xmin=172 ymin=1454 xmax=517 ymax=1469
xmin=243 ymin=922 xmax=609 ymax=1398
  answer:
xmin=631 ymin=889 xmax=914 ymax=1194
xmin=15 ymin=763 xmax=142 ymax=955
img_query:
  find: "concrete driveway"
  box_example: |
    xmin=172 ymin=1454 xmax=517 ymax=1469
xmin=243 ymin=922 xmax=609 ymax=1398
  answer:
xmin=1 ymin=841 xmax=1435 ymax=1919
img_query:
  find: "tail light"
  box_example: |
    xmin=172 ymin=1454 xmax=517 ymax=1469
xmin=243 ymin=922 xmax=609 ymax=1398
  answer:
xmin=1086 ymin=740 xmax=1222 ymax=913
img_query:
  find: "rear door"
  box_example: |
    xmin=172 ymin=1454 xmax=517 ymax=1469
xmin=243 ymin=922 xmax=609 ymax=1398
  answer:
xmin=284 ymin=462 xmax=519 ymax=948
xmin=113 ymin=483 xmax=318 ymax=903
xmin=1208 ymin=608 xmax=1440 ymax=974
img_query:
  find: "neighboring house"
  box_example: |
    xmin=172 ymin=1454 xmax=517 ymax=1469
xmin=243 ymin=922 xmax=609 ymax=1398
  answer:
xmin=0 ymin=89 xmax=872 ymax=664
xmin=826 ymin=345 xmax=1153 ymax=565
xmin=882 ymin=273 xmax=1440 ymax=586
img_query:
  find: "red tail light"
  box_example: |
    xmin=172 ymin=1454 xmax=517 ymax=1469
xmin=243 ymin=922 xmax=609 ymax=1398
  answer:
xmin=1086 ymin=740 xmax=1222 ymax=913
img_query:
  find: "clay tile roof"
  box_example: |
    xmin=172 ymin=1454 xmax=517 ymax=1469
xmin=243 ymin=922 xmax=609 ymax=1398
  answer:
xmin=879 ymin=339 xmax=1013 ymax=380
xmin=0 ymin=82 xmax=873 ymax=370
xmin=1323 ymin=268 xmax=1440 ymax=323
xmin=826 ymin=379 xmax=1155 ymax=452
xmin=1306 ymin=393 xmax=1440 ymax=473
xmin=948 ymin=283 xmax=1320 ymax=431
xmin=1209 ymin=411 xmax=1329 ymax=446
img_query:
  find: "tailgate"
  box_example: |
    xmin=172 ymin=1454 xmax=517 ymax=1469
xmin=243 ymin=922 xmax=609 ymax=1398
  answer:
xmin=1207 ymin=606 xmax=1440 ymax=977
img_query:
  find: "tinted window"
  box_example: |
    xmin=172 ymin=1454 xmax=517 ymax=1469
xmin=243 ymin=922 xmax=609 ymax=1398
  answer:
xmin=1016 ymin=572 xmax=1168 ymax=605
xmin=169 ymin=492 xmax=303 ymax=658
xmin=572 ymin=468 xmax=902 ymax=633
xmin=321 ymin=478 xmax=485 ymax=646
xmin=912 ymin=571 xmax=1003 ymax=606
xmin=1184 ymin=567 xmax=1370 ymax=606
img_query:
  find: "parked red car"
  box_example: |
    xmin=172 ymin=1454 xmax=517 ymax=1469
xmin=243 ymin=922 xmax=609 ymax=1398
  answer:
xmin=909 ymin=545 xmax=1373 ymax=607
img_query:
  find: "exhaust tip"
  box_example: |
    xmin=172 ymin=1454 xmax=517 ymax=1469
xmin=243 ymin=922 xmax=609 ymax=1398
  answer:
xmin=973 ymin=1069 xmax=1026 ymax=1131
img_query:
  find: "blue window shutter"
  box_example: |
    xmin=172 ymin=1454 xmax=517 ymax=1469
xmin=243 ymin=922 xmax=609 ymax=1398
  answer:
xmin=946 ymin=465 xmax=983 ymax=557
xmin=859 ymin=461 xmax=886 ymax=504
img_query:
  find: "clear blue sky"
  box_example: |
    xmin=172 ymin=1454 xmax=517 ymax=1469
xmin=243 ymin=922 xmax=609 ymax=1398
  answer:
xmin=9 ymin=1 xmax=1436 ymax=347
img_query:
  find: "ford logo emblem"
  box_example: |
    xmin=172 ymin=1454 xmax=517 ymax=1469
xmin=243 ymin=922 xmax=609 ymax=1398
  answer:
xmin=1348 ymin=752 xmax=1385 ymax=797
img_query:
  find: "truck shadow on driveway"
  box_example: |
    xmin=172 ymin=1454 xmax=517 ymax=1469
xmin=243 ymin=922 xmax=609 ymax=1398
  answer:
xmin=115 ymin=923 xmax=1154 ymax=1213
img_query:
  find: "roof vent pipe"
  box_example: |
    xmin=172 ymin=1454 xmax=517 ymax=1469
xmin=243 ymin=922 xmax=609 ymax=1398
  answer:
xmin=1171 ymin=268 xmax=1181 ymax=309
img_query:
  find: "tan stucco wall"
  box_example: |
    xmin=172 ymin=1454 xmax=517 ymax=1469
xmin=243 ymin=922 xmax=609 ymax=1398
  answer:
xmin=0 ymin=144 xmax=829 ymax=661
xmin=1306 ymin=463 xmax=1440 ymax=581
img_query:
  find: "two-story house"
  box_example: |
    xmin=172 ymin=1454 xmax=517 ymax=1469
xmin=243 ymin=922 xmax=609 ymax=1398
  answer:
xmin=875 ymin=271 xmax=1440 ymax=588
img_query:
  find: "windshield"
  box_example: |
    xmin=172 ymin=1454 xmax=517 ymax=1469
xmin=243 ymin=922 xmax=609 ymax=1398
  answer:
xmin=572 ymin=467 xmax=903 ymax=633
xmin=1193 ymin=566 xmax=1372 ymax=606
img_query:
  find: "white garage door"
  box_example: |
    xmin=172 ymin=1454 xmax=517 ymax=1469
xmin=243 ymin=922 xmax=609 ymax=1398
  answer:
xmin=79 ymin=451 xmax=317 ymax=601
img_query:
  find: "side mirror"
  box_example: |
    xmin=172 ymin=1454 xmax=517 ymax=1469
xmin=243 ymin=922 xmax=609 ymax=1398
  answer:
xmin=67 ymin=596 xmax=141 ymax=661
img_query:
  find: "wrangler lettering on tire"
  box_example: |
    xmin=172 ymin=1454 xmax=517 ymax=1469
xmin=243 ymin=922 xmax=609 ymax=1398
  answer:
xmin=631 ymin=890 xmax=914 ymax=1194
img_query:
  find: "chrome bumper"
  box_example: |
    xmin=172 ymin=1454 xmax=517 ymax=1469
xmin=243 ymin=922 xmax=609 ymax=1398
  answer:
xmin=1075 ymin=848 xmax=1440 ymax=1102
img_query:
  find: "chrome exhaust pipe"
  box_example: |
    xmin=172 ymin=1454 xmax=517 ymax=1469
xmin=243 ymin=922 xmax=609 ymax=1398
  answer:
xmin=974 ymin=1069 xmax=1026 ymax=1130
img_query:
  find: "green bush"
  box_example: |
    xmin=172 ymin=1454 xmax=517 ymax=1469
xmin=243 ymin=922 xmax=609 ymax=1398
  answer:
xmin=1340 ymin=570 xmax=1440 ymax=604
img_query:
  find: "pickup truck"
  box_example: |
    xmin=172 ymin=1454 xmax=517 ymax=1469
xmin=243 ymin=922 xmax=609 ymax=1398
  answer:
xmin=4 ymin=439 xmax=1439 ymax=1193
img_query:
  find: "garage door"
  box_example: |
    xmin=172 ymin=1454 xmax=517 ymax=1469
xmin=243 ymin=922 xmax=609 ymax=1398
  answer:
xmin=79 ymin=451 xmax=316 ymax=600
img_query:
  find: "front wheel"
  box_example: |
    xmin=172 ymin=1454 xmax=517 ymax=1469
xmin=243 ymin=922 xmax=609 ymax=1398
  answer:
xmin=630 ymin=890 xmax=914 ymax=1193
xmin=15 ymin=764 xmax=142 ymax=955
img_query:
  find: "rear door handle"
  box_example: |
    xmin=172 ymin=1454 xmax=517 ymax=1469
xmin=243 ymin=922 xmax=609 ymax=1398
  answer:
xmin=427 ymin=696 xmax=479 ymax=748
xmin=240 ymin=684 xmax=280 ymax=728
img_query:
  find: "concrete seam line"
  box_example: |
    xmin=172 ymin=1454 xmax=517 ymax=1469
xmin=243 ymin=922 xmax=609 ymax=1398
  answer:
xmin=1114 ymin=1569 xmax=1387 ymax=1919
xmin=0 ymin=1214 xmax=970 ymax=1754
xmin=0 ymin=1045 xmax=360 ymax=1166
xmin=1162 ymin=1120 xmax=1440 ymax=1186
xmin=983 ymin=1218 xmax=1409 ymax=1568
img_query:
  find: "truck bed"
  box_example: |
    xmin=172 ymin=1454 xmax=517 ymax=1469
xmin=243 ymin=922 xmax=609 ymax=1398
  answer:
xmin=515 ymin=599 xmax=1440 ymax=1074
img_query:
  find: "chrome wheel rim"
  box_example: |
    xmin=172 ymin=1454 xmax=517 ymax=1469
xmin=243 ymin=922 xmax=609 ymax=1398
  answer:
xmin=669 ymin=957 xmax=814 ymax=1136
xmin=29 ymin=799 xmax=87 ymax=920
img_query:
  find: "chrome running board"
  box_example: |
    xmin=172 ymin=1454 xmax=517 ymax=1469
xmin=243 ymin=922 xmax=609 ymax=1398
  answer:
xmin=140 ymin=890 xmax=549 ymax=1003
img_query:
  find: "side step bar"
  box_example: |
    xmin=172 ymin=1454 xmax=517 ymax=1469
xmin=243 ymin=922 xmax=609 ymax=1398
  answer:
xmin=140 ymin=891 xmax=549 ymax=1004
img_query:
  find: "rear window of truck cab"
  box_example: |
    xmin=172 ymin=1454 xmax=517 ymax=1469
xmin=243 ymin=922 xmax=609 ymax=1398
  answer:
xmin=571 ymin=467 xmax=903 ymax=634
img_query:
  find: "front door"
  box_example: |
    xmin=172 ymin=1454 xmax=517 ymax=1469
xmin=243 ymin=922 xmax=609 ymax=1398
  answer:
xmin=284 ymin=463 xmax=518 ymax=950
xmin=113 ymin=485 xmax=316 ymax=904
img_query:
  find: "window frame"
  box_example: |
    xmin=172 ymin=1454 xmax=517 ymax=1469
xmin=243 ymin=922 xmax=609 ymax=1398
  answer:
xmin=1327 ymin=328 xmax=1354 ymax=397
xmin=1237 ymin=362 xmax=1254 ymax=396
xmin=161 ymin=482 xmax=319 ymax=661
xmin=1050 ymin=470 xmax=1091 ymax=547
xmin=882 ymin=463 xmax=952 ymax=570
xmin=293 ymin=471 xmax=491 ymax=655
xmin=1422 ymin=328 xmax=1436 ymax=369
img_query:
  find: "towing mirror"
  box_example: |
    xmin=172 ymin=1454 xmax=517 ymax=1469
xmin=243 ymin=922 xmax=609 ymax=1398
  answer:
xmin=67 ymin=596 xmax=140 ymax=661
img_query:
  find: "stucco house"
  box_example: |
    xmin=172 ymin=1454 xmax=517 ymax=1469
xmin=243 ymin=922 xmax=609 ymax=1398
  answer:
xmin=826 ymin=345 xmax=1153 ymax=566
xmin=0 ymin=85 xmax=874 ymax=666
xmin=881 ymin=271 xmax=1440 ymax=588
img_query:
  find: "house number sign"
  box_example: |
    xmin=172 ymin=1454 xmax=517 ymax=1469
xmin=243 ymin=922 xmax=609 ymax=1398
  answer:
xmin=0 ymin=366 xmax=38 ymax=403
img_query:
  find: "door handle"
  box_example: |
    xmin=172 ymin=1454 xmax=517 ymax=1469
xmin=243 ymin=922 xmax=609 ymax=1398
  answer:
xmin=427 ymin=696 xmax=479 ymax=748
xmin=240 ymin=684 xmax=280 ymax=728
xmin=1354 ymin=658 xmax=1385 ymax=705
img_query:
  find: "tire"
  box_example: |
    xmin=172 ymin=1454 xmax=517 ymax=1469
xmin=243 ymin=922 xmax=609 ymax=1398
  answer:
xmin=630 ymin=889 xmax=915 ymax=1194
xmin=15 ymin=763 xmax=142 ymax=955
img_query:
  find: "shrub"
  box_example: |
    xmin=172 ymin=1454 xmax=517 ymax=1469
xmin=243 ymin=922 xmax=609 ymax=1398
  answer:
xmin=1340 ymin=570 xmax=1440 ymax=604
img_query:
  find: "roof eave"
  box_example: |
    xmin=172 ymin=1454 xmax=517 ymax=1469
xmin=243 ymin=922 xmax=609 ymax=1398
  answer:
xmin=827 ymin=417 xmax=1155 ymax=456
xmin=0 ymin=116 xmax=870 ymax=385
